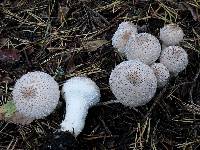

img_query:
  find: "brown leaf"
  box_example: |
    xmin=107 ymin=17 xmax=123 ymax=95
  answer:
xmin=0 ymin=38 xmax=8 ymax=45
xmin=58 ymin=5 xmax=69 ymax=23
xmin=6 ymin=111 xmax=34 ymax=125
xmin=0 ymin=113 xmax=4 ymax=120
xmin=82 ymin=39 xmax=108 ymax=52
xmin=0 ymin=106 xmax=5 ymax=120
xmin=0 ymin=103 xmax=33 ymax=125
xmin=133 ymin=0 xmax=148 ymax=7
xmin=0 ymin=48 xmax=21 ymax=62
xmin=66 ymin=55 xmax=76 ymax=73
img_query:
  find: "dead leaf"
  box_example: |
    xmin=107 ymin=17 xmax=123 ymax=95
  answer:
xmin=133 ymin=0 xmax=148 ymax=7
xmin=0 ymin=106 xmax=5 ymax=115
xmin=0 ymin=38 xmax=8 ymax=45
xmin=6 ymin=111 xmax=34 ymax=125
xmin=66 ymin=55 xmax=76 ymax=73
xmin=0 ymin=48 xmax=21 ymax=62
xmin=82 ymin=39 xmax=108 ymax=52
xmin=0 ymin=99 xmax=5 ymax=120
xmin=58 ymin=5 xmax=69 ymax=23
xmin=0 ymin=113 xmax=4 ymax=120
xmin=0 ymin=100 xmax=33 ymax=125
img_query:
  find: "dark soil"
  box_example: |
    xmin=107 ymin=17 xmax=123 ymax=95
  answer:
xmin=1 ymin=0 xmax=200 ymax=149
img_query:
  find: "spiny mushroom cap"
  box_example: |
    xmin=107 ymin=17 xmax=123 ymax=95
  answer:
xmin=112 ymin=21 xmax=138 ymax=54
xmin=125 ymin=33 xmax=161 ymax=65
xmin=160 ymin=24 xmax=184 ymax=46
xmin=151 ymin=63 xmax=170 ymax=88
xmin=109 ymin=60 xmax=157 ymax=107
xmin=62 ymin=77 xmax=100 ymax=107
xmin=159 ymin=46 xmax=188 ymax=75
xmin=12 ymin=71 xmax=60 ymax=119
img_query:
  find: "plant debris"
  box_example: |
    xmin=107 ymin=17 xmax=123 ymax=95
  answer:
xmin=0 ymin=0 xmax=200 ymax=149
xmin=0 ymin=48 xmax=21 ymax=62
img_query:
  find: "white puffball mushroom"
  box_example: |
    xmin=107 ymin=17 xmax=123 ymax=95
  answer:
xmin=125 ymin=33 xmax=161 ymax=65
xmin=12 ymin=71 xmax=60 ymax=119
xmin=112 ymin=21 xmax=138 ymax=54
xmin=61 ymin=77 xmax=100 ymax=137
xmin=160 ymin=46 xmax=188 ymax=76
xmin=160 ymin=24 xmax=184 ymax=46
xmin=109 ymin=60 xmax=157 ymax=107
xmin=150 ymin=63 xmax=170 ymax=88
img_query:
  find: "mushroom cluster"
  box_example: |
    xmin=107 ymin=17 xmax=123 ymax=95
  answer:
xmin=110 ymin=22 xmax=188 ymax=107
xmin=6 ymin=22 xmax=189 ymax=139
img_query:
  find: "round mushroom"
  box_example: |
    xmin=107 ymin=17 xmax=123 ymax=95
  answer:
xmin=109 ymin=60 xmax=157 ymax=107
xmin=61 ymin=76 xmax=100 ymax=137
xmin=159 ymin=46 xmax=188 ymax=76
xmin=125 ymin=33 xmax=161 ymax=65
xmin=151 ymin=63 xmax=170 ymax=88
xmin=112 ymin=21 xmax=138 ymax=54
xmin=160 ymin=23 xmax=184 ymax=46
xmin=12 ymin=71 xmax=60 ymax=119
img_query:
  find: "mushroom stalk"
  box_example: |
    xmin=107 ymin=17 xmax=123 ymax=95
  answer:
xmin=60 ymin=77 xmax=100 ymax=137
xmin=60 ymin=96 xmax=89 ymax=137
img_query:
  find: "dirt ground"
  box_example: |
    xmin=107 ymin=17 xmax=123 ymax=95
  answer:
xmin=0 ymin=0 xmax=200 ymax=149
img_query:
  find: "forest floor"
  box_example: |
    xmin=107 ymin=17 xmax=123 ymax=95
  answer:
xmin=0 ymin=0 xmax=200 ymax=149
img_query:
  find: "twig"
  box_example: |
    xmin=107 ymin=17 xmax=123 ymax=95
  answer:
xmin=189 ymin=65 xmax=200 ymax=103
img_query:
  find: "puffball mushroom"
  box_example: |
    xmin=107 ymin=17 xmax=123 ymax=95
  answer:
xmin=151 ymin=63 xmax=170 ymax=88
xmin=61 ymin=77 xmax=100 ymax=137
xmin=112 ymin=21 xmax=138 ymax=54
xmin=160 ymin=24 xmax=184 ymax=46
xmin=125 ymin=33 xmax=161 ymax=65
xmin=109 ymin=60 xmax=157 ymax=107
xmin=160 ymin=46 xmax=188 ymax=76
xmin=12 ymin=71 xmax=60 ymax=119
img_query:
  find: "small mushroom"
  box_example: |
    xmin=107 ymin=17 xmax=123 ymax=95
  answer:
xmin=12 ymin=71 xmax=60 ymax=119
xmin=112 ymin=21 xmax=138 ymax=54
xmin=109 ymin=60 xmax=157 ymax=107
xmin=61 ymin=76 xmax=100 ymax=137
xmin=160 ymin=24 xmax=184 ymax=46
xmin=151 ymin=63 xmax=170 ymax=88
xmin=159 ymin=46 xmax=188 ymax=76
xmin=125 ymin=33 xmax=161 ymax=65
